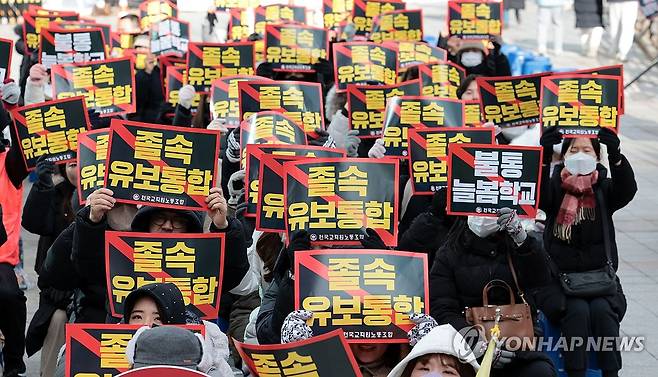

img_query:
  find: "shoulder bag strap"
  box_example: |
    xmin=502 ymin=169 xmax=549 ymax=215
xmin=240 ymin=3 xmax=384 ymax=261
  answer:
xmin=596 ymin=188 xmax=613 ymax=266
xmin=506 ymin=252 xmax=528 ymax=304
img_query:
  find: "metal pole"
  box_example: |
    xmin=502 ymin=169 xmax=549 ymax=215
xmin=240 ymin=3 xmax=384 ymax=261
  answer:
xmin=624 ymin=57 xmax=658 ymax=89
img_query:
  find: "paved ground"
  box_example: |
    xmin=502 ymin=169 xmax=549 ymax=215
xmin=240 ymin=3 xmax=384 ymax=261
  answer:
xmin=1 ymin=0 xmax=657 ymax=375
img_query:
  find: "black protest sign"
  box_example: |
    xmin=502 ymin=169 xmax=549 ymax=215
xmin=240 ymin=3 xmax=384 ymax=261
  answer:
xmin=464 ymin=100 xmax=484 ymax=127
xmin=571 ymin=65 xmax=625 ymax=114
xmin=371 ymin=9 xmax=423 ymax=43
xmin=211 ymin=75 xmax=271 ymax=128
xmin=418 ymin=61 xmax=466 ymax=98
xmin=77 ymin=129 xmax=109 ymax=204
xmin=254 ymin=4 xmax=307 ymax=35
xmin=539 ymin=74 xmax=621 ymax=136
xmin=186 ymin=41 xmax=255 ymax=93
xmin=0 ymin=38 xmax=13 ymax=80
xmin=39 ymin=27 xmax=106 ymax=70
xmin=285 ymin=158 xmax=399 ymax=246
xmin=11 ymin=96 xmax=90 ymax=171
xmin=50 ymin=20 xmax=112 ymax=48
xmin=105 ymin=232 xmax=225 ymax=320
xmin=347 ymin=80 xmax=421 ymax=138
xmin=383 ymin=96 xmax=465 ymax=158
xmin=352 ymin=0 xmax=405 ymax=36
xmin=65 ymin=323 xmax=205 ymax=377
xmin=295 ymin=249 xmax=429 ymax=342
xmin=236 ymin=330 xmax=361 ymax=377
xmin=23 ymin=9 xmax=79 ymax=52
xmin=264 ymin=24 xmax=328 ymax=72
xmin=215 ymin=0 xmax=258 ymax=11
xmin=139 ymin=0 xmax=178 ymax=29
xmin=408 ymin=127 xmax=495 ymax=195
xmin=333 ymin=41 xmax=398 ymax=91
xmin=51 ymin=57 xmax=136 ymax=117
xmin=228 ymin=8 xmax=251 ymax=41
xmin=238 ymin=80 xmax=325 ymax=134
xmin=323 ymin=0 xmax=354 ymax=29
xmin=104 ymin=119 xmax=220 ymax=210
xmin=396 ymin=41 xmax=447 ymax=71
xmin=447 ymin=144 xmax=543 ymax=218
xmin=149 ymin=17 xmax=190 ymax=57
xmin=476 ymin=72 xmax=548 ymax=128
xmin=256 ymin=147 xmax=346 ymax=232
xmin=447 ymin=0 xmax=503 ymax=39
xmin=164 ymin=66 xmax=201 ymax=109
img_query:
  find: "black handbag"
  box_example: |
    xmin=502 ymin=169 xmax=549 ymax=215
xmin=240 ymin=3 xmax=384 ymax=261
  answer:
xmin=559 ymin=190 xmax=618 ymax=297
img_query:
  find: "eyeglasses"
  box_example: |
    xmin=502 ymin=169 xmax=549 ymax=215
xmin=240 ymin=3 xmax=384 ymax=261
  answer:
xmin=151 ymin=213 xmax=189 ymax=230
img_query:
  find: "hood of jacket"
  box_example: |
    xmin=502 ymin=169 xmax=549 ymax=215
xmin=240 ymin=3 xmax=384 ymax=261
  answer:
xmin=130 ymin=206 xmax=205 ymax=233
xmin=122 ymin=282 xmax=187 ymax=325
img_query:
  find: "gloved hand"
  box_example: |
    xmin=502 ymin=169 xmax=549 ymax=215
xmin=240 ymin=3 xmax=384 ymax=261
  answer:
xmin=35 ymin=156 xmax=55 ymax=188
xmin=497 ymin=208 xmax=526 ymax=245
xmin=368 ymin=138 xmax=386 ymax=159
xmin=178 ymin=84 xmax=196 ymax=109
xmin=207 ymin=118 xmax=228 ymax=133
xmin=309 ymin=128 xmax=330 ymax=146
xmin=407 ymin=312 xmax=438 ymax=346
xmin=281 ymin=310 xmax=314 ymax=344
xmin=539 ymin=127 xmax=561 ymax=163
xmin=360 ymin=228 xmax=388 ymax=249
xmin=429 ymin=187 xmax=448 ymax=218
xmin=287 ymin=230 xmax=311 ymax=272
xmin=227 ymin=169 xmax=245 ymax=207
xmin=225 ymin=127 xmax=241 ymax=163
xmin=312 ymin=58 xmax=334 ymax=87
xmin=29 ymin=63 xmax=48 ymax=86
xmin=344 ymin=130 xmax=361 ymax=157
xmin=598 ymin=127 xmax=621 ymax=165
xmin=0 ymin=80 xmax=20 ymax=105
xmin=493 ymin=346 xmax=516 ymax=369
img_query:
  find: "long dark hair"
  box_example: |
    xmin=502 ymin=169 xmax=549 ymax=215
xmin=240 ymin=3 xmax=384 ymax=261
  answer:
xmin=256 ymin=232 xmax=283 ymax=283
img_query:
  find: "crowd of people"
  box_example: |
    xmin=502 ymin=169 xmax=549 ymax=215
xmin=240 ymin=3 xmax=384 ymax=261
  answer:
xmin=0 ymin=1 xmax=640 ymax=377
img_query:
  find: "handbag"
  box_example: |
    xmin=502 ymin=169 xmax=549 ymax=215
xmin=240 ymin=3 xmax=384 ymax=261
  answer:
xmin=559 ymin=190 xmax=618 ymax=298
xmin=465 ymin=254 xmax=535 ymax=349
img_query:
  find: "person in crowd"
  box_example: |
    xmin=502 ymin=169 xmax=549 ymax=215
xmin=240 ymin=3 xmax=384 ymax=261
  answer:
xmin=574 ymin=0 xmax=604 ymax=57
xmin=130 ymin=34 xmax=165 ymax=123
xmin=430 ymin=209 xmax=557 ymax=377
xmin=536 ymin=0 xmax=566 ymax=56
xmin=439 ymin=37 xmax=511 ymax=77
xmin=538 ymin=128 xmax=636 ymax=377
xmin=607 ymin=0 xmax=639 ymax=62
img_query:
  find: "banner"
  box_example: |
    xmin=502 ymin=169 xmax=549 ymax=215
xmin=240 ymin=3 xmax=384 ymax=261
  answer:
xmin=370 ymin=9 xmax=423 ymax=43
xmin=418 ymin=61 xmax=466 ymax=98
xmin=571 ymin=64 xmax=625 ymax=114
xmin=352 ymin=0 xmax=405 ymax=36
xmin=264 ymin=24 xmax=329 ymax=72
xmin=139 ymin=0 xmax=178 ymax=29
xmin=238 ymin=80 xmax=325 ymax=134
xmin=149 ymin=17 xmax=189 ymax=57
xmin=0 ymin=38 xmax=12 ymax=80
xmin=333 ymin=42 xmax=398 ymax=91
xmin=464 ymin=100 xmax=484 ymax=127
xmin=104 ymin=120 xmax=220 ymax=210
xmin=476 ymin=72 xmax=548 ymax=128
xmin=77 ymin=129 xmax=109 ymax=204
xmin=165 ymin=66 xmax=201 ymax=109
xmin=23 ymin=9 xmax=79 ymax=51
xmin=382 ymin=96 xmax=465 ymax=157
xmin=210 ymin=75 xmax=270 ymax=127
xmin=228 ymin=8 xmax=251 ymax=41
xmin=347 ymin=80 xmax=421 ymax=138
xmin=323 ymin=0 xmax=354 ymax=29
xmin=447 ymin=144 xmax=543 ymax=218
xmin=186 ymin=41 xmax=255 ymax=93
xmin=52 ymin=57 xmax=136 ymax=117
xmin=396 ymin=41 xmax=447 ymax=71
xmin=255 ymin=147 xmax=346 ymax=231
xmin=236 ymin=330 xmax=361 ymax=377
xmin=39 ymin=27 xmax=106 ymax=69
xmin=295 ymin=249 xmax=429 ymax=342
xmin=285 ymin=158 xmax=399 ymax=246
xmin=215 ymin=0 xmax=259 ymax=11
xmin=447 ymin=0 xmax=503 ymax=39
xmin=254 ymin=4 xmax=307 ymax=35
xmin=539 ymin=74 xmax=621 ymax=136
xmin=66 ymin=323 xmax=204 ymax=377
xmin=11 ymin=96 xmax=90 ymax=170
xmin=106 ymin=232 xmax=225 ymax=320
xmin=408 ymin=127 xmax=495 ymax=195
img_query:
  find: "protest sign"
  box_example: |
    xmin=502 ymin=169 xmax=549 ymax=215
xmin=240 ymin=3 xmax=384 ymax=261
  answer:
xmin=164 ymin=66 xmax=201 ymax=109
xmin=211 ymin=75 xmax=270 ymax=127
xmin=264 ymin=24 xmax=328 ymax=72
xmin=23 ymin=9 xmax=79 ymax=51
xmin=77 ymin=129 xmax=109 ymax=204
xmin=139 ymin=0 xmax=178 ymax=29
xmin=370 ymin=9 xmax=423 ymax=43
xmin=447 ymin=0 xmax=503 ymax=39
xmin=333 ymin=41 xmax=398 ymax=91
xmin=352 ymin=0 xmax=405 ymax=36
xmin=186 ymin=41 xmax=255 ymax=93
xmin=149 ymin=17 xmax=189 ymax=57
xmin=39 ymin=27 xmax=106 ymax=69
xmin=396 ymin=41 xmax=447 ymax=71
xmin=418 ymin=61 xmax=466 ymax=98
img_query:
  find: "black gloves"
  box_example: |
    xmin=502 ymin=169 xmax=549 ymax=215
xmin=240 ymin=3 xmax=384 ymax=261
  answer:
xmin=360 ymin=228 xmax=388 ymax=250
xmin=598 ymin=127 xmax=621 ymax=165
xmin=286 ymin=230 xmax=311 ymax=272
xmin=35 ymin=156 xmax=55 ymax=188
xmin=539 ymin=127 xmax=561 ymax=163
xmin=430 ymin=187 xmax=448 ymax=218
xmin=309 ymin=128 xmax=330 ymax=146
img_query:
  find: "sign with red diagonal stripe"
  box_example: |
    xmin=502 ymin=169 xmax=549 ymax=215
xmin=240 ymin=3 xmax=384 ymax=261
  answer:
xmin=165 ymin=66 xmax=201 ymax=109
xmin=333 ymin=41 xmax=399 ymax=92
xmin=264 ymin=24 xmax=329 ymax=72
xmin=447 ymin=144 xmax=543 ymax=218
xmin=186 ymin=41 xmax=255 ymax=93
xmin=23 ymin=9 xmax=79 ymax=52
xmin=323 ymin=0 xmax=354 ymax=29
xmin=210 ymin=75 xmax=272 ymax=127
xmin=77 ymin=129 xmax=109 ymax=205
xmin=149 ymin=17 xmax=190 ymax=58
xmin=139 ymin=0 xmax=178 ymax=29
xmin=39 ymin=26 xmax=106 ymax=69
xmin=105 ymin=232 xmax=225 ymax=320
xmin=464 ymin=100 xmax=484 ymax=127
xmin=49 ymin=20 xmax=112 ymax=49
xmin=394 ymin=41 xmax=447 ymax=71
xmin=352 ymin=0 xmax=405 ymax=36
xmin=418 ymin=61 xmax=466 ymax=98
xmin=254 ymin=4 xmax=307 ymax=36
xmin=295 ymin=249 xmax=429 ymax=342
xmin=447 ymin=0 xmax=503 ymax=39
xmin=569 ymin=64 xmax=625 ymax=114
xmin=104 ymin=119 xmax=220 ymax=210
xmin=228 ymin=8 xmax=251 ymax=41
xmin=370 ymin=9 xmax=423 ymax=43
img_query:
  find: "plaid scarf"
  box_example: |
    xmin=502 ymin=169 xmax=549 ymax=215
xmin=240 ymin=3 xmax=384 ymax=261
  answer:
xmin=554 ymin=169 xmax=599 ymax=241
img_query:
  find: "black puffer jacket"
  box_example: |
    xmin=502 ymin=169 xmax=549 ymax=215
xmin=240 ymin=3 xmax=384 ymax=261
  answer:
xmin=131 ymin=66 xmax=165 ymax=123
xmin=398 ymin=211 xmax=452 ymax=267
xmin=574 ymin=0 xmax=603 ymax=28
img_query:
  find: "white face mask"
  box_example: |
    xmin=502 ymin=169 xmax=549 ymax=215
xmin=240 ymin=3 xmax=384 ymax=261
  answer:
xmin=460 ymin=51 xmax=483 ymax=67
xmin=467 ymin=216 xmax=500 ymax=238
xmin=564 ymin=152 xmax=597 ymax=175
xmin=501 ymin=126 xmax=526 ymax=141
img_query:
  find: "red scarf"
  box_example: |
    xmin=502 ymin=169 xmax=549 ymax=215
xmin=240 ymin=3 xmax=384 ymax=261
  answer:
xmin=554 ymin=169 xmax=599 ymax=241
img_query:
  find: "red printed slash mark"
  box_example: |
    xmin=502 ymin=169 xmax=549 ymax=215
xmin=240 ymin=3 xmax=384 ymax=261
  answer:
xmin=72 ymin=330 xmax=129 ymax=373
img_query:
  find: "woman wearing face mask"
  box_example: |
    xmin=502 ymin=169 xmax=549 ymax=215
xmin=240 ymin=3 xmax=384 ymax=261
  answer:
xmin=429 ymin=209 xmax=557 ymax=377
xmin=538 ymin=127 xmax=636 ymax=377
xmin=449 ymin=39 xmax=511 ymax=77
